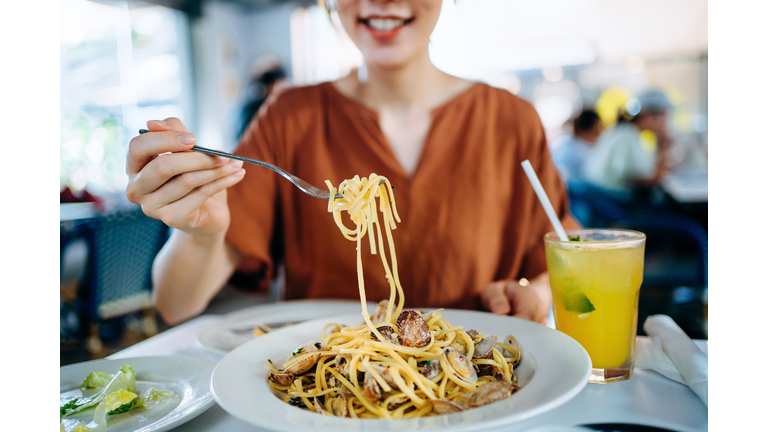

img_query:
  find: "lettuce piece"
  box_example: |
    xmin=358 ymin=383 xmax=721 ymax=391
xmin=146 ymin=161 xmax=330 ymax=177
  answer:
xmin=91 ymin=389 xmax=137 ymax=430
xmin=79 ymin=371 xmax=113 ymax=391
xmin=134 ymin=388 xmax=180 ymax=409
xmin=61 ymin=366 xmax=135 ymax=417
xmin=119 ymin=365 xmax=137 ymax=393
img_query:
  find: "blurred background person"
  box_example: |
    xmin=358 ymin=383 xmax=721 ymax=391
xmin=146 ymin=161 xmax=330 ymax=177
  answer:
xmin=584 ymin=89 xmax=673 ymax=195
xmin=236 ymin=59 xmax=289 ymax=141
xmin=550 ymin=108 xmax=602 ymax=185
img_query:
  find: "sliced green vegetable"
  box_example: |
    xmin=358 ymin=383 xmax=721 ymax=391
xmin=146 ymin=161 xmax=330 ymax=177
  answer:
xmin=61 ymin=366 xmax=135 ymax=417
xmin=134 ymin=387 xmax=180 ymax=409
xmin=564 ymin=291 xmax=596 ymax=314
xmin=92 ymin=389 xmax=137 ymax=428
xmin=79 ymin=371 xmax=113 ymax=391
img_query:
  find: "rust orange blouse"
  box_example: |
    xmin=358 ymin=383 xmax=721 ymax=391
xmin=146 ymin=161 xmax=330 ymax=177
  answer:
xmin=226 ymin=82 xmax=579 ymax=310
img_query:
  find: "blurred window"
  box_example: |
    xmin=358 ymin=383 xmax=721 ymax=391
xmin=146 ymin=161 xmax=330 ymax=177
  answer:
xmin=61 ymin=0 xmax=194 ymax=194
xmin=289 ymin=6 xmax=363 ymax=86
xmin=288 ymin=1 xmax=706 ymax=151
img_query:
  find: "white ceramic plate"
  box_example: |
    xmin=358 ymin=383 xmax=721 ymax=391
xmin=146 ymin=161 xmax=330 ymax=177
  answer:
xmin=211 ymin=309 xmax=591 ymax=432
xmin=196 ymin=299 xmax=374 ymax=355
xmin=60 ymin=356 xmax=216 ymax=432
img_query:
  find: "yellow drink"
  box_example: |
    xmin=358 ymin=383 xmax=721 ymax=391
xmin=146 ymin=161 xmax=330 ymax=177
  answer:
xmin=544 ymin=229 xmax=645 ymax=383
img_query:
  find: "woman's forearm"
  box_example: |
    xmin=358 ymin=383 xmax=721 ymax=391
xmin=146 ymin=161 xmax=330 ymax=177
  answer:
xmin=151 ymin=229 xmax=240 ymax=325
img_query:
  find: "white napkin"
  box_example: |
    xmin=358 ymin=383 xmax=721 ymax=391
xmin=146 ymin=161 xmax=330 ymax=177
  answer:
xmin=635 ymin=314 xmax=708 ymax=406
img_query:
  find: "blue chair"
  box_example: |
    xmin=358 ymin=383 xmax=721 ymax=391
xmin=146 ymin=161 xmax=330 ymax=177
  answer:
xmin=612 ymin=212 xmax=708 ymax=288
xmin=61 ymin=206 xmax=170 ymax=354
xmin=566 ymin=181 xmax=636 ymax=228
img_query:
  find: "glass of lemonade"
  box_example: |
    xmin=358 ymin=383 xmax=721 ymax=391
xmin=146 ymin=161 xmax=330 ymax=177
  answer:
xmin=544 ymin=229 xmax=646 ymax=383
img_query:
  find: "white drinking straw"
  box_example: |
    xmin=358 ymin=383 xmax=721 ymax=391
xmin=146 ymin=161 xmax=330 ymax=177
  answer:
xmin=521 ymin=160 xmax=569 ymax=241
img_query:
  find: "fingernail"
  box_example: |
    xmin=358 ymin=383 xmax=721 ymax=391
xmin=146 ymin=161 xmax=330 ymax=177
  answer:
xmin=234 ymin=169 xmax=245 ymax=177
xmin=151 ymin=120 xmax=167 ymax=127
xmin=229 ymin=159 xmax=244 ymax=168
xmin=178 ymin=133 xmax=196 ymax=145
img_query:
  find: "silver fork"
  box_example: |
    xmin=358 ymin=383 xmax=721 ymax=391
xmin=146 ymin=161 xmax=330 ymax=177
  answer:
xmin=139 ymin=129 xmax=339 ymax=199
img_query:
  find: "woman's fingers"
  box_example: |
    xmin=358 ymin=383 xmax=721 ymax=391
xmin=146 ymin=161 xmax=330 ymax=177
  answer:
xmin=130 ymin=151 xmax=228 ymax=198
xmin=481 ymin=281 xmax=512 ymax=315
xmin=126 ymin=130 xmax=197 ymax=176
xmin=141 ymin=159 xmax=244 ymax=212
xmin=146 ymin=117 xmax=188 ymax=133
xmin=154 ymin=169 xmax=246 ymax=229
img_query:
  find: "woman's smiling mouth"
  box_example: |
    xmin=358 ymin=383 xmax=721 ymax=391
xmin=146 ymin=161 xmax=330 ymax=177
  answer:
xmin=359 ymin=16 xmax=416 ymax=41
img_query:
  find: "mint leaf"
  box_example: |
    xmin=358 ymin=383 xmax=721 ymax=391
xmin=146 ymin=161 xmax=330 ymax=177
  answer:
xmin=564 ymin=291 xmax=595 ymax=313
xmin=568 ymin=235 xmax=581 ymax=241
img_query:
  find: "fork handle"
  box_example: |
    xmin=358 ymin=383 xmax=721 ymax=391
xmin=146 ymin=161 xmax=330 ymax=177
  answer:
xmin=139 ymin=129 xmax=276 ymax=171
xmin=138 ymin=129 xmax=335 ymax=199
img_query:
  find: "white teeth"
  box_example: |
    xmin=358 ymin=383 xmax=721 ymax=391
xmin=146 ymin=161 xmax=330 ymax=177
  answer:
xmin=368 ymin=18 xmax=405 ymax=31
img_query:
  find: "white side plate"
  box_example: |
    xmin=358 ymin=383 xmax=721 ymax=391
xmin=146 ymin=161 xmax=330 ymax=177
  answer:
xmin=196 ymin=299 xmax=374 ymax=355
xmin=60 ymin=356 xmax=216 ymax=432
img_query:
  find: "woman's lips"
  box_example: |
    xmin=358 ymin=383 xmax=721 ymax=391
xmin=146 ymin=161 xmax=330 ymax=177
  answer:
xmin=359 ymin=17 xmax=415 ymax=42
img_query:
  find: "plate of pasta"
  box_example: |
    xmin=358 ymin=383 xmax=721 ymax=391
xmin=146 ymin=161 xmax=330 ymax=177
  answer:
xmin=211 ymin=173 xmax=590 ymax=431
xmin=211 ymin=308 xmax=591 ymax=431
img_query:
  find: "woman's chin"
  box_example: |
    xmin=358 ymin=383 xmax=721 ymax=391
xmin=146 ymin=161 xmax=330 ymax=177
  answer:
xmin=361 ymin=49 xmax=420 ymax=71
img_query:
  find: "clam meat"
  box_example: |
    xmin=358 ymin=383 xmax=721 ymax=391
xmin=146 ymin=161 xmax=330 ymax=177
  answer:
xmin=283 ymin=341 xmax=323 ymax=375
xmin=442 ymin=346 xmax=478 ymax=383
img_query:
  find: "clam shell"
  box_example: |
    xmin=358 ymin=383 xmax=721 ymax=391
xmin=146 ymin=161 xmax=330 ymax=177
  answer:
xmin=363 ymin=371 xmax=382 ymax=401
xmin=478 ymin=364 xmax=506 ymax=382
xmin=386 ymin=393 xmax=410 ymax=408
xmin=267 ymin=372 xmax=295 ymax=386
xmin=419 ymin=359 xmax=442 ymax=380
xmin=370 ymin=299 xmax=390 ymax=323
xmin=465 ymin=329 xmax=480 ymax=339
xmin=331 ymin=393 xmax=348 ymax=417
xmin=432 ymin=399 xmax=465 ymax=415
xmin=369 ymin=363 xmax=397 ymax=387
xmin=397 ymin=310 xmax=432 ymax=348
xmin=450 ymin=337 xmax=469 ymax=356
xmin=472 ymin=335 xmax=498 ymax=359
xmin=371 ymin=326 xmax=401 ymax=345
xmin=283 ymin=341 xmax=323 ymax=375
xmin=334 ymin=354 xmax=351 ymax=378
xmin=313 ymin=397 xmax=328 ymax=415
xmin=469 ymin=381 xmax=515 ymax=408
xmin=500 ymin=335 xmax=522 ymax=366
xmin=442 ymin=347 xmax=478 ymax=383
xmin=420 ymin=308 xmax=443 ymax=323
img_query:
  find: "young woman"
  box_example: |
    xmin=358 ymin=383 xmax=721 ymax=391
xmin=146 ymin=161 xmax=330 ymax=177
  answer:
xmin=125 ymin=0 xmax=578 ymax=325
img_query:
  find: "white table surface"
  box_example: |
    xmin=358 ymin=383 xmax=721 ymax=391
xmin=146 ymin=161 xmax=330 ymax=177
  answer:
xmin=110 ymin=315 xmax=708 ymax=432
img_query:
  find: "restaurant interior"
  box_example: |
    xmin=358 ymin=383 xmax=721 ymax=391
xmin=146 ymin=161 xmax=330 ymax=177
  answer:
xmin=54 ymin=2 xmax=714 ymax=430
xmin=61 ymin=0 xmax=708 ymax=366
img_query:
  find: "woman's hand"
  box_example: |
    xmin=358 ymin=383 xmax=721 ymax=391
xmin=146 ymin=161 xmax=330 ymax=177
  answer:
xmin=480 ymin=274 xmax=551 ymax=325
xmin=125 ymin=118 xmax=246 ymax=239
